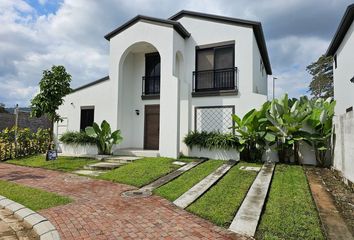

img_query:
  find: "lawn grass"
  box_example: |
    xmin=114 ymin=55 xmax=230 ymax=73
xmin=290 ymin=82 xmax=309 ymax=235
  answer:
xmin=0 ymin=180 xmax=71 ymax=211
xmin=7 ymin=155 xmax=98 ymax=172
xmin=97 ymin=157 xmax=181 ymax=187
xmin=256 ymin=164 xmax=325 ymax=240
xmin=154 ymin=160 xmax=224 ymax=201
xmin=187 ymin=162 xmax=261 ymax=227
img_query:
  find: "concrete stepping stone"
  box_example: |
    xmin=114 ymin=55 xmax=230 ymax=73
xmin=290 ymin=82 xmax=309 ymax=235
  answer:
xmin=73 ymin=170 xmax=106 ymax=177
xmin=239 ymin=166 xmax=261 ymax=171
xmin=140 ymin=160 xmax=205 ymax=191
xmin=172 ymin=161 xmax=187 ymax=166
xmin=229 ymin=163 xmax=275 ymax=237
xmin=173 ymin=160 xmax=237 ymax=209
xmin=87 ymin=162 xmax=123 ymax=170
xmin=104 ymin=156 xmax=141 ymax=163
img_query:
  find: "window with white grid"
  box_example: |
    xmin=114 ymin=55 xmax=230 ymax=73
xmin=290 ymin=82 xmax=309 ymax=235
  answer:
xmin=194 ymin=106 xmax=234 ymax=133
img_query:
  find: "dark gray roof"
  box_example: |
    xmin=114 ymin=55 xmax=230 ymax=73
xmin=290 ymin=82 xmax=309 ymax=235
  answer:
xmin=104 ymin=15 xmax=190 ymax=40
xmin=326 ymin=4 xmax=354 ymax=56
xmin=72 ymin=76 xmax=109 ymax=92
xmin=169 ymin=10 xmax=272 ymax=74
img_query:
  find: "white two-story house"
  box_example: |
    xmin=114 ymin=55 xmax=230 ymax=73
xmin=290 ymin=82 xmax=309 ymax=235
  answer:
xmin=326 ymin=4 xmax=354 ymax=184
xmin=56 ymin=10 xmax=272 ymax=159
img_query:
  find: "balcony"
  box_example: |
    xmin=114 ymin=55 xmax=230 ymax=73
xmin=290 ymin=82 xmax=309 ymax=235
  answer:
xmin=142 ymin=76 xmax=160 ymax=100
xmin=192 ymin=67 xmax=238 ymax=97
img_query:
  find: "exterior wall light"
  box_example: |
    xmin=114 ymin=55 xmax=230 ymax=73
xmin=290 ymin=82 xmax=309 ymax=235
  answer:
xmin=135 ymin=110 xmax=140 ymax=115
xmin=350 ymin=76 xmax=354 ymax=83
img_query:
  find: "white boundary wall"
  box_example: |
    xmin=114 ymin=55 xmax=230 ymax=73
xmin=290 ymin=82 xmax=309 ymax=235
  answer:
xmin=333 ymin=111 xmax=354 ymax=184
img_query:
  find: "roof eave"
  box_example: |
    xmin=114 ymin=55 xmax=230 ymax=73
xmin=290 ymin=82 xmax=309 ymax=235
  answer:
xmin=170 ymin=10 xmax=272 ymax=75
xmin=104 ymin=15 xmax=190 ymax=41
xmin=326 ymin=4 xmax=354 ymax=56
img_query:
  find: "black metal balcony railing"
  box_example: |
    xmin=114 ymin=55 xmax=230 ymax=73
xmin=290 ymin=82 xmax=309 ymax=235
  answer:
xmin=193 ymin=67 xmax=238 ymax=92
xmin=142 ymin=76 xmax=160 ymax=96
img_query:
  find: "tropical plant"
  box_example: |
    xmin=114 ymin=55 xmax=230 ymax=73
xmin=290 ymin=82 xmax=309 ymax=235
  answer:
xmin=184 ymin=131 xmax=239 ymax=150
xmin=231 ymin=102 xmax=273 ymax=162
xmin=85 ymin=120 xmax=123 ymax=155
xmin=59 ymin=131 xmax=96 ymax=145
xmin=265 ymin=94 xmax=312 ymax=163
xmin=31 ymin=65 xmax=72 ymax=152
xmin=306 ymin=97 xmax=335 ymax=166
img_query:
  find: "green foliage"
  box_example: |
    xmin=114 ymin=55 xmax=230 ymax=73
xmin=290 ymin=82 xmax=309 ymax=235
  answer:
xmin=265 ymin=94 xmax=312 ymax=163
xmin=30 ymin=65 xmax=72 ymax=149
xmin=59 ymin=131 xmax=96 ymax=145
xmin=85 ymin=120 xmax=123 ymax=155
xmin=184 ymin=131 xmax=239 ymax=150
xmin=307 ymin=55 xmax=333 ymax=99
xmin=232 ymin=102 xmax=272 ymax=162
xmin=0 ymin=127 xmax=50 ymax=161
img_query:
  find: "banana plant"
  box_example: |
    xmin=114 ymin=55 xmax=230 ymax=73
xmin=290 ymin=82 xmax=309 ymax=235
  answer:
xmin=232 ymin=102 xmax=273 ymax=162
xmin=265 ymin=94 xmax=312 ymax=163
xmin=306 ymin=97 xmax=335 ymax=166
xmin=85 ymin=120 xmax=123 ymax=155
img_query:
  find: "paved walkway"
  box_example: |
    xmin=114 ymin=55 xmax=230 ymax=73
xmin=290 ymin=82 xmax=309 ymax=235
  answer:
xmin=306 ymin=168 xmax=354 ymax=240
xmin=0 ymin=163 xmax=247 ymax=240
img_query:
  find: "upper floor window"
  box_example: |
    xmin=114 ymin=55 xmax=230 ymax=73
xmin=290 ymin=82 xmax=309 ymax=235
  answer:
xmin=194 ymin=43 xmax=236 ymax=92
xmin=143 ymin=52 xmax=160 ymax=97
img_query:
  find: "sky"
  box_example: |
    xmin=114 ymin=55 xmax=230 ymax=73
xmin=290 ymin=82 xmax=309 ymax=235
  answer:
xmin=0 ymin=0 xmax=352 ymax=107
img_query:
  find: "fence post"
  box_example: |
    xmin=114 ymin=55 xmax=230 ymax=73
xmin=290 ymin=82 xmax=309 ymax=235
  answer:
xmin=14 ymin=104 xmax=19 ymax=158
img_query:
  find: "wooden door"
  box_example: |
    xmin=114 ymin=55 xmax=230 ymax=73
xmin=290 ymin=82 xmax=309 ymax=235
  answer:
xmin=144 ymin=105 xmax=160 ymax=150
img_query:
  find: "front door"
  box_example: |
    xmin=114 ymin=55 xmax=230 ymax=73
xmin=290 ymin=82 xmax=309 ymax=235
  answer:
xmin=144 ymin=105 xmax=160 ymax=150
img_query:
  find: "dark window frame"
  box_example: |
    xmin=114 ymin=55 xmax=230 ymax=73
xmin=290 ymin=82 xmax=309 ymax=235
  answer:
xmin=195 ymin=43 xmax=235 ymax=73
xmin=80 ymin=106 xmax=94 ymax=131
xmin=334 ymin=55 xmax=338 ymax=69
xmin=142 ymin=52 xmax=161 ymax=99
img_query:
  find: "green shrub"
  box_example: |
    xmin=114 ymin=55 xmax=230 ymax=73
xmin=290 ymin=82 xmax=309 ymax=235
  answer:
xmin=184 ymin=131 xmax=238 ymax=150
xmin=0 ymin=127 xmax=50 ymax=160
xmin=59 ymin=131 xmax=96 ymax=145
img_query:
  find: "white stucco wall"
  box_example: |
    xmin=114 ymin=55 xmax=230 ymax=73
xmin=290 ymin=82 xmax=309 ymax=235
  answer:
xmin=252 ymin=34 xmax=268 ymax=95
xmin=333 ymin=20 xmax=354 ymax=115
xmin=333 ymin=112 xmax=354 ymax=184
xmin=56 ymin=79 xmax=115 ymax=134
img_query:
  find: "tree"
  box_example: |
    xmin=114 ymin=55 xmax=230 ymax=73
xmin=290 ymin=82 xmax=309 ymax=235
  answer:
xmin=31 ymin=65 xmax=72 ymax=151
xmin=306 ymin=55 xmax=333 ymax=99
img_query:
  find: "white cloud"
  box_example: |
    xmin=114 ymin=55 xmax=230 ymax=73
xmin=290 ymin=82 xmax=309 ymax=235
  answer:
xmin=0 ymin=0 xmax=351 ymax=107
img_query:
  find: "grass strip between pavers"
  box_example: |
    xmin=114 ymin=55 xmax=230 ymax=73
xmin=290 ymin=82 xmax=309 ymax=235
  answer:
xmin=187 ymin=162 xmax=261 ymax=227
xmin=0 ymin=180 xmax=72 ymax=211
xmin=256 ymin=164 xmax=325 ymax=240
xmin=7 ymin=155 xmax=98 ymax=172
xmin=97 ymin=157 xmax=181 ymax=187
xmin=154 ymin=160 xmax=224 ymax=201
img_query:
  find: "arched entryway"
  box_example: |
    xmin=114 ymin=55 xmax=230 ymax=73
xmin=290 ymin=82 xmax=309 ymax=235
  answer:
xmin=117 ymin=42 xmax=161 ymax=150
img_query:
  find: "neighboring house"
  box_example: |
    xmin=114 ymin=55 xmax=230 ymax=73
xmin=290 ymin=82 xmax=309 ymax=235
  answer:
xmin=56 ymin=10 xmax=272 ymax=159
xmin=326 ymin=4 xmax=354 ymax=185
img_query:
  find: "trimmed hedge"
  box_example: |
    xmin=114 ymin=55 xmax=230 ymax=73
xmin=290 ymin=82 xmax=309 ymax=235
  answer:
xmin=59 ymin=131 xmax=96 ymax=145
xmin=184 ymin=131 xmax=239 ymax=150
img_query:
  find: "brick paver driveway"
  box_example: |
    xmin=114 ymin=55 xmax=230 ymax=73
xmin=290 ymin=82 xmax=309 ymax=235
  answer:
xmin=0 ymin=163 xmax=246 ymax=240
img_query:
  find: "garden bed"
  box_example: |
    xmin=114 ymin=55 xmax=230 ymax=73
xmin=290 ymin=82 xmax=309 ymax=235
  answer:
xmin=256 ymin=164 xmax=324 ymax=240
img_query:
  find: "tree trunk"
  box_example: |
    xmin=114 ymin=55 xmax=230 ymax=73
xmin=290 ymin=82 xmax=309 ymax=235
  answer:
xmin=294 ymin=142 xmax=300 ymax=165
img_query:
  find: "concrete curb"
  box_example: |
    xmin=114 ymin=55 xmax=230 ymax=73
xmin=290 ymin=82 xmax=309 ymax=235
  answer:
xmin=0 ymin=195 xmax=60 ymax=240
